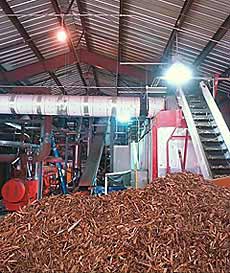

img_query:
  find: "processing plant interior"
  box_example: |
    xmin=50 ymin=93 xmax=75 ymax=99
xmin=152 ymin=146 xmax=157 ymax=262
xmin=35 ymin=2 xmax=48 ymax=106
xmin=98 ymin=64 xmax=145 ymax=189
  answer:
xmin=0 ymin=0 xmax=230 ymax=272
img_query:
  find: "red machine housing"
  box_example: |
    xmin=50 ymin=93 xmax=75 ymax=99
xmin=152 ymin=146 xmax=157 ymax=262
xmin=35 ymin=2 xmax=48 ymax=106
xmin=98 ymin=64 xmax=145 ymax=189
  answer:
xmin=152 ymin=110 xmax=188 ymax=180
xmin=1 ymin=178 xmax=38 ymax=211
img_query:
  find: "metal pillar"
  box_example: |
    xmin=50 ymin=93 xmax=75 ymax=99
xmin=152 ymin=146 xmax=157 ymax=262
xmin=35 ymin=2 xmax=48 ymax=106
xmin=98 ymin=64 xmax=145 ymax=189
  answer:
xmin=36 ymin=162 xmax=43 ymax=200
xmin=109 ymin=117 xmax=116 ymax=172
xmin=64 ymin=135 xmax=69 ymax=181
xmin=152 ymin=126 xmax=158 ymax=180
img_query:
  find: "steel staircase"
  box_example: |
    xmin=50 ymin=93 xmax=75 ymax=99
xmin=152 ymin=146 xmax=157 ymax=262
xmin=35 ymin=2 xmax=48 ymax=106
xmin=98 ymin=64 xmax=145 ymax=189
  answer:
xmin=179 ymin=82 xmax=230 ymax=179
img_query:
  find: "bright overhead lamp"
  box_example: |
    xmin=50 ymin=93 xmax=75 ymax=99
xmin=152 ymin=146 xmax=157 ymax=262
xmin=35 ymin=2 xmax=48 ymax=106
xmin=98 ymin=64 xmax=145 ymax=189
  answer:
xmin=57 ymin=28 xmax=67 ymax=43
xmin=165 ymin=61 xmax=192 ymax=86
xmin=117 ymin=112 xmax=131 ymax=123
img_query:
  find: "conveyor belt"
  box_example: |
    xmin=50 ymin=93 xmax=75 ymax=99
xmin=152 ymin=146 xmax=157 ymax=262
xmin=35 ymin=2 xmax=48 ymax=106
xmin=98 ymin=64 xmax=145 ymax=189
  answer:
xmin=79 ymin=119 xmax=108 ymax=188
xmin=179 ymin=82 xmax=230 ymax=179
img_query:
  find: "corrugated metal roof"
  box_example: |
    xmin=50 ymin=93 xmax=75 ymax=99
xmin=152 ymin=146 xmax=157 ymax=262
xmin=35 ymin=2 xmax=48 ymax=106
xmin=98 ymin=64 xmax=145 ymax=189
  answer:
xmin=199 ymin=30 xmax=230 ymax=75
xmin=177 ymin=0 xmax=230 ymax=65
xmin=0 ymin=0 xmax=229 ymax=96
xmin=72 ymin=0 xmax=120 ymax=58
xmin=121 ymin=0 xmax=184 ymax=62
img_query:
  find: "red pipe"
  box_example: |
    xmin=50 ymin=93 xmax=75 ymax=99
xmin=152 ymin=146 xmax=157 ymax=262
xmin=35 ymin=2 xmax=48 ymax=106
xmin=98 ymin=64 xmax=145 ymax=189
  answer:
xmin=152 ymin=126 xmax=158 ymax=180
xmin=166 ymin=128 xmax=176 ymax=174
xmin=183 ymin=129 xmax=189 ymax=171
xmin=214 ymin=73 xmax=220 ymax=99
xmin=166 ymin=129 xmax=191 ymax=174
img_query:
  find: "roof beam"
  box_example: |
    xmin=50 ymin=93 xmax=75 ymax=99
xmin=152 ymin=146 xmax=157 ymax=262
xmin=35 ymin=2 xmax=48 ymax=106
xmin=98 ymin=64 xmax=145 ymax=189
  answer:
xmin=66 ymin=0 xmax=75 ymax=14
xmin=221 ymin=67 xmax=230 ymax=77
xmin=116 ymin=0 xmax=125 ymax=95
xmin=162 ymin=0 xmax=195 ymax=61
xmin=9 ymin=87 xmax=51 ymax=94
xmin=0 ymin=49 xmax=148 ymax=83
xmin=49 ymin=0 xmax=88 ymax=93
xmin=0 ymin=0 xmax=66 ymax=95
xmin=194 ymin=15 xmax=230 ymax=67
xmin=76 ymin=0 xmax=100 ymax=94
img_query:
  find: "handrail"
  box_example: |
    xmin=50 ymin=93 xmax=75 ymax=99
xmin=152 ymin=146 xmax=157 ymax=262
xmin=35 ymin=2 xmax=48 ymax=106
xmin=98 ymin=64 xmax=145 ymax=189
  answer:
xmin=200 ymin=81 xmax=230 ymax=155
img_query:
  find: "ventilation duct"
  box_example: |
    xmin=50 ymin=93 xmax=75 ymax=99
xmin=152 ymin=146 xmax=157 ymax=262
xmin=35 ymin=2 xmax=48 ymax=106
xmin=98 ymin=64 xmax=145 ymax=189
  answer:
xmin=0 ymin=95 xmax=165 ymax=117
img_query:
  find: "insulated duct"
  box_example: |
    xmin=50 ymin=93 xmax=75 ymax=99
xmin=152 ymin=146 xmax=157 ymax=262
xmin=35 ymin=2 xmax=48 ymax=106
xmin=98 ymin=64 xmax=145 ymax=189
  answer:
xmin=0 ymin=95 xmax=165 ymax=117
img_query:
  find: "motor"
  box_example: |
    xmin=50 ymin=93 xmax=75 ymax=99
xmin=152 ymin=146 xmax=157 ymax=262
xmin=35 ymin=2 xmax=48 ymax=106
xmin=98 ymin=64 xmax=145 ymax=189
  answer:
xmin=1 ymin=178 xmax=38 ymax=211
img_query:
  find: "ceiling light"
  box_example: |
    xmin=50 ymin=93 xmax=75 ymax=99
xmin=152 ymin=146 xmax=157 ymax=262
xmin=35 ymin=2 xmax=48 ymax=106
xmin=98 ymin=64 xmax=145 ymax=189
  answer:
xmin=165 ymin=62 xmax=192 ymax=86
xmin=57 ymin=28 xmax=67 ymax=42
xmin=117 ymin=112 xmax=131 ymax=123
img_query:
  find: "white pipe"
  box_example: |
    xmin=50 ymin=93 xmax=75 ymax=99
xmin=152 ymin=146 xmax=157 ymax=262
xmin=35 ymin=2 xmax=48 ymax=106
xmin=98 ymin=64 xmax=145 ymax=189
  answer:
xmin=0 ymin=95 xmax=139 ymax=117
xmin=0 ymin=94 xmax=164 ymax=117
xmin=104 ymin=174 xmax=108 ymax=195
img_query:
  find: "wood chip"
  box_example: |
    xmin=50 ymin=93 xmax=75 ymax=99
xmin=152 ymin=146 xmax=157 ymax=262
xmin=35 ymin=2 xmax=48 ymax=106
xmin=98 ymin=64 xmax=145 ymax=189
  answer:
xmin=0 ymin=173 xmax=230 ymax=273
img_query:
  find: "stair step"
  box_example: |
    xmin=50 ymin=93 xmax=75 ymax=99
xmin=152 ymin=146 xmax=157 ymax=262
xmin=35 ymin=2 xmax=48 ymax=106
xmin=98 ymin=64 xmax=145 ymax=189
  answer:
xmin=201 ymin=138 xmax=223 ymax=144
xmin=211 ymin=165 xmax=230 ymax=170
xmin=187 ymin=95 xmax=202 ymax=98
xmin=195 ymin=123 xmax=217 ymax=128
xmin=192 ymin=112 xmax=211 ymax=116
xmin=213 ymin=171 xmax=230 ymax=177
xmin=189 ymin=105 xmax=208 ymax=109
xmin=193 ymin=116 xmax=214 ymax=121
xmin=189 ymin=100 xmax=203 ymax=104
xmin=191 ymin=108 xmax=210 ymax=113
xmin=208 ymin=155 xmax=228 ymax=160
xmin=189 ymin=103 xmax=205 ymax=107
xmin=197 ymin=129 xmax=220 ymax=134
xmin=213 ymin=174 xmax=230 ymax=178
xmin=204 ymin=146 xmax=227 ymax=152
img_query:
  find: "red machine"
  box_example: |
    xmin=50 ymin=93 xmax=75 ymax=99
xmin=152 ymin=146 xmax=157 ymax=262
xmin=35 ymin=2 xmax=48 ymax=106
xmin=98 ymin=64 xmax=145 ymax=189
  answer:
xmin=1 ymin=178 xmax=38 ymax=211
xmin=42 ymin=165 xmax=59 ymax=195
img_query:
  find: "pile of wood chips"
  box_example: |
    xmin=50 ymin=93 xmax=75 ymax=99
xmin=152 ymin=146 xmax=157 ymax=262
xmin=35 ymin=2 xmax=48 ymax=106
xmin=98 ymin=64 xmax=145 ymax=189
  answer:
xmin=0 ymin=173 xmax=230 ymax=273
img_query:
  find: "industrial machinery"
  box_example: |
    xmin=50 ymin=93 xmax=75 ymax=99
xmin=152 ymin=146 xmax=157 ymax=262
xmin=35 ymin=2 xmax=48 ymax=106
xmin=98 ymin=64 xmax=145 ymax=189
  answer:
xmin=1 ymin=82 xmax=230 ymax=212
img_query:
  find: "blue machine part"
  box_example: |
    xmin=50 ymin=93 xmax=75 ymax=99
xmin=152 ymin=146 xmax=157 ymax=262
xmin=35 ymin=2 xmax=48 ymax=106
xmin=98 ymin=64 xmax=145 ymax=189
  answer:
xmin=93 ymin=186 xmax=127 ymax=195
xmin=51 ymin=136 xmax=68 ymax=194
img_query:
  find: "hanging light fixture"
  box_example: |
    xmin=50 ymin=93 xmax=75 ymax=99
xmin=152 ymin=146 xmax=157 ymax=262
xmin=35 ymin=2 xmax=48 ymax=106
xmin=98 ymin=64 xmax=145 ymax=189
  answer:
xmin=165 ymin=62 xmax=193 ymax=85
xmin=57 ymin=14 xmax=67 ymax=42
xmin=164 ymin=31 xmax=193 ymax=86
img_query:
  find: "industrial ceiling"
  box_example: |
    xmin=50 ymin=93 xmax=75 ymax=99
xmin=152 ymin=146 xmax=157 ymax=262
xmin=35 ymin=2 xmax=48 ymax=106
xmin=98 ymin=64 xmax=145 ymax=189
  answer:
xmin=0 ymin=0 xmax=229 ymax=96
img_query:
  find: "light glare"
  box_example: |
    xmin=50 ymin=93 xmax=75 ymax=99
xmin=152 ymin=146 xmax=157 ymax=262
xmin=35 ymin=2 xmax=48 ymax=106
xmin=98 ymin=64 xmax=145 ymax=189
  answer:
xmin=57 ymin=28 xmax=67 ymax=42
xmin=117 ymin=112 xmax=131 ymax=123
xmin=165 ymin=62 xmax=192 ymax=85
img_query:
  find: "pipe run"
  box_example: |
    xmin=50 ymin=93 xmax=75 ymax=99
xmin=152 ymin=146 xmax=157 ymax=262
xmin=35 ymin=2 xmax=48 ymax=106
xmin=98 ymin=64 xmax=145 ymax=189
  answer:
xmin=0 ymin=94 xmax=165 ymax=118
xmin=0 ymin=140 xmax=39 ymax=148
